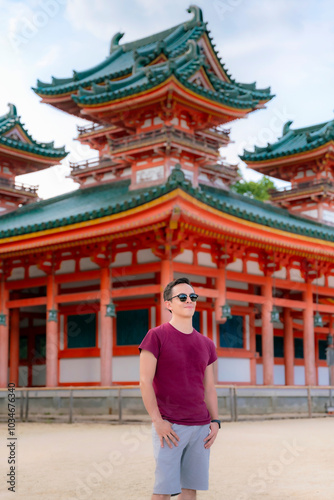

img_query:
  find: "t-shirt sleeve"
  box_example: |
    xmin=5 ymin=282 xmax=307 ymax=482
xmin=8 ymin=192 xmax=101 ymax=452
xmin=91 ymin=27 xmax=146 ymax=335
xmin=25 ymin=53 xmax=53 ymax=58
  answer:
xmin=139 ymin=329 xmax=161 ymax=359
xmin=207 ymin=338 xmax=218 ymax=366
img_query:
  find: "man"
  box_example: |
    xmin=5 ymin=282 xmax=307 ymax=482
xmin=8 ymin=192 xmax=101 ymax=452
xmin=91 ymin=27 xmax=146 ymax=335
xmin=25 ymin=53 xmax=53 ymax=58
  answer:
xmin=139 ymin=277 xmax=220 ymax=500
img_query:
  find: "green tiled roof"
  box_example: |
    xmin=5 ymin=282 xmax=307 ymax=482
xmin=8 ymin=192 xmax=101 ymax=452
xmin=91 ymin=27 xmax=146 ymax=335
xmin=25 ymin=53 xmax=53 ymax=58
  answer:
xmin=241 ymin=119 xmax=334 ymax=162
xmin=0 ymin=104 xmax=67 ymax=158
xmin=33 ymin=6 xmax=273 ymax=110
xmin=1 ymin=164 xmax=334 ymax=243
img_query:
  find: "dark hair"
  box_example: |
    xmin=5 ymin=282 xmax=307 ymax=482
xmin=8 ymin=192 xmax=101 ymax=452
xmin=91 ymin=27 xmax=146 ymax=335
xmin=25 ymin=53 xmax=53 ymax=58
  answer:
xmin=163 ymin=277 xmax=193 ymax=301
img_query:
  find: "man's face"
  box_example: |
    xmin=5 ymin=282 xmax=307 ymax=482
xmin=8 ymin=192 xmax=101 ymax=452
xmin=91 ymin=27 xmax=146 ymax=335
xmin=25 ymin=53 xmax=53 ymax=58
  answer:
xmin=165 ymin=283 xmax=197 ymax=319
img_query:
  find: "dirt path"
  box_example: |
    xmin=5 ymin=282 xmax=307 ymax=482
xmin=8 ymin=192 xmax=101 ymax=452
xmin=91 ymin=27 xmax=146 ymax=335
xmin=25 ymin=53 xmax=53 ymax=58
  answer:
xmin=0 ymin=418 xmax=333 ymax=499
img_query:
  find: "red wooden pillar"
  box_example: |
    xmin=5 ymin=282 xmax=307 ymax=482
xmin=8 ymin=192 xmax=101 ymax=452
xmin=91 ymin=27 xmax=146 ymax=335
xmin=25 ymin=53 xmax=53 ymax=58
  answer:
xmin=160 ymin=259 xmax=173 ymax=324
xmin=0 ymin=279 xmax=9 ymax=388
xmin=330 ymin=317 xmax=334 ymax=386
xmin=283 ymin=308 xmax=294 ymax=385
xmin=9 ymin=309 xmax=20 ymax=386
xmin=215 ymin=266 xmax=226 ymax=323
xmin=262 ymin=276 xmax=274 ymax=385
xmin=303 ymin=283 xmax=316 ymax=385
xmin=100 ymin=266 xmax=113 ymax=386
xmin=249 ymin=312 xmax=257 ymax=385
xmin=46 ymin=273 xmax=58 ymax=387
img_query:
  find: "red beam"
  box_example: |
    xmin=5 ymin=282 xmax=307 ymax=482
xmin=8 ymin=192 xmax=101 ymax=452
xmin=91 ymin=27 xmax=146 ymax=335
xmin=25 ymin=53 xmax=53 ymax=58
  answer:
xmin=7 ymin=296 xmax=47 ymax=308
xmin=227 ymin=291 xmax=265 ymax=304
xmin=273 ymin=297 xmax=306 ymax=310
xmin=56 ymin=291 xmax=101 ymax=303
xmin=6 ymin=276 xmax=47 ymax=290
xmin=112 ymin=285 xmax=160 ymax=298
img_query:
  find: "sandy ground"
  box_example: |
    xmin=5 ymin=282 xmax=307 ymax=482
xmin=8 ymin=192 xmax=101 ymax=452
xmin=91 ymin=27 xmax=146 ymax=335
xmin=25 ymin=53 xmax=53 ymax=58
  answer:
xmin=0 ymin=418 xmax=333 ymax=500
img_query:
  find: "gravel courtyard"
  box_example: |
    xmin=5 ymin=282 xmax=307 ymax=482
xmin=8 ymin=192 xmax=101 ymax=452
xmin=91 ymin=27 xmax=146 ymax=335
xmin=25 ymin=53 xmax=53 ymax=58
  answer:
xmin=0 ymin=417 xmax=333 ymax=499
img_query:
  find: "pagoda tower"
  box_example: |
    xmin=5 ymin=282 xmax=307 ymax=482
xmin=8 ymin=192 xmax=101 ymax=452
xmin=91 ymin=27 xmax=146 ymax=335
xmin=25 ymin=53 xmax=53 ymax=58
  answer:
xmin=34 ymin=5 xmax=273 ymax=192
xmin=242 ymin=119 xmax=334 ymax=224
xmin=0 ymin=104 xmax=67 ymax=214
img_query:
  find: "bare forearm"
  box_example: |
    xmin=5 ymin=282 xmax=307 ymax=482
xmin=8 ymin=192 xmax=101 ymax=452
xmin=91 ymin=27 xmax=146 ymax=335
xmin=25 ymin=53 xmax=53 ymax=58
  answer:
xmin=205 ymin=387 xmax=219 ymax=420
xmin=140 ymin=380 xmax=163 ymax=422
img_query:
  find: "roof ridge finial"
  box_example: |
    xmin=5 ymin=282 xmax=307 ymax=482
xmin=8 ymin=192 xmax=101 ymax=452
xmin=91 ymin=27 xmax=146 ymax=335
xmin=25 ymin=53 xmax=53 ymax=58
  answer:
xmin=184 ymin=5 xmax=203 ymax=29
xmin=282 ymin=120 xmax=293 ymax=136
xmin=110 ymin=32 xmax=124 ymax=54
xmin=7 ymin=103 xmax=17 ymax=117
xmin=185 ymin=39 xmax=199 ymax=61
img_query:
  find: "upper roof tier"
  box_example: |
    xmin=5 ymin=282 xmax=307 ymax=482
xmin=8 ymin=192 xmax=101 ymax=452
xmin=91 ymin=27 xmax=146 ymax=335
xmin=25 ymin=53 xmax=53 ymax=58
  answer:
xmin=241 ymin=118 xmax=334 ymax=167
xmin=33 ymin=5 xmax=273 ymax=119
xmin=0 ymin=103 xmax=67 ymax=165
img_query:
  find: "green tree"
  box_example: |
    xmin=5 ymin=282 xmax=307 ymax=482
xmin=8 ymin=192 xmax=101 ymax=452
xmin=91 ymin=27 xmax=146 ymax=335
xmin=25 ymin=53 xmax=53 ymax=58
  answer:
xmin=231 ymin=174 xmax=275 ymax=202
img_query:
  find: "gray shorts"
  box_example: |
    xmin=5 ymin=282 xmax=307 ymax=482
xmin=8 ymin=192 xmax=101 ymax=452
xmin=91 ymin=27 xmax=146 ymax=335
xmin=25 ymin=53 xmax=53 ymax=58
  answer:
xmin=152 ymin=422 xmax=211 ymax=496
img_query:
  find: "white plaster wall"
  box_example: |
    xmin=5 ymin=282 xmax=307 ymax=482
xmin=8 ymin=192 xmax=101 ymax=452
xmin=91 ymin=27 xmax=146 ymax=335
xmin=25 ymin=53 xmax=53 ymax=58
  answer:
xmin=56 ymin=260 xmax=76 ymax=274
xmin=313 ymin=275 xmax=325 ymax=286
xmin=197 ymin=252 xmax=216 ymax=267
xmin=113 ymin=252 xmax=132 ymax=267
xmin=318 ymin=367 xmax=330 ymax=386
xmin=212 ymin=311 xmax=217 ymax=347
xmin=112 ymin=356 xmax=140 ymax=382
xmin=173 ymin=249 xmax=193 ymax=264
xmin=328 ymin=276 xmax=334 ymax=288
xmin=202 ymin=310 xmax=207 ymax=336
xmin=218 ymin=357 xmax=251 ymax=383
xmin=29 ymin=265 xmax=46 ymax=278
xmin=60 ymin=315 xmax=64 ymax=350
xmin=141 ymin=118 xmax=152 ymax=128
xmin=32 ymin=365 xmax=46 ymax=386
xmin=290 ymin=268 xmax=304 ymax=283
xmin=274 ymin=365 xmax=285 ymax=385
xmin=137 ymin=249 xmax=160 ymax=263
xmin=256 ymin=364 xmax=263 ymax=384
xmin=102 ymin=172 xmax=116 ymax=181
xmin=80 ymin=257 xmax=100 ymax=271
xmin=302 ymin=209 xmax=318 ymax=219
xmin=245 ymin=315 xmax=250 ymax=350
xmin=8 ymin=267 xmax=25 ymax=281
xmin=247 ymin=261 xmax=263 ymax=276
xmin=121 ymin=168 xmax=131 ymax=178
xmin=273 ymin=267 xmax=287 ymax=279
xmin=150 ymin=307 xmax=156 ymax=328
xmin=323 ymin=211 xmax=334 ymax=223
xmin=84 ymin=177 xmax=95 ymax=185
xmin=227 ymin=259 xmax=242 ymax=272
xmin=227 ymin=280 xmax=248 ymax=290
xmin=174 ymin=272 xmax=206 ymax=284
xmin=59 ymin=357 xmax=100 ymax=383
xmin=19 ymin=366 xmax=28 ymax=386
xmin=153 ymin=116 xmax=164 ymax=125
xmin=97 ymin=311 xmax=101 ymax=348
xmin=294 ymin=366 xmax=305 ymax=385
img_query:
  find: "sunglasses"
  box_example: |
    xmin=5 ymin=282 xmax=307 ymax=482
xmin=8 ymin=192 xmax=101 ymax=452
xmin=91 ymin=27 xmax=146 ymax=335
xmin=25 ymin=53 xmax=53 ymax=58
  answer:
xmin=168 ymin=293 xmax=199 ymax=302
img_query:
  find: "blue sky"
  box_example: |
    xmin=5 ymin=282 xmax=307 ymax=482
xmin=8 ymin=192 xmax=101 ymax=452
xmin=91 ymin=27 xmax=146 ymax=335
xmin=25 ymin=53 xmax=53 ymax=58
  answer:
xmin=0 ymin=0 xmax=333 ymax=198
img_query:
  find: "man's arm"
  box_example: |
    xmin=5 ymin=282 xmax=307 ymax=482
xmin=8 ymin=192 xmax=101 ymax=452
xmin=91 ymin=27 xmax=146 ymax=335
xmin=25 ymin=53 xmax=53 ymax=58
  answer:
xmin=139 ymin=349 xmax=179 ymax=448
xmin=203 ymin=361 xmax=219 ymax=449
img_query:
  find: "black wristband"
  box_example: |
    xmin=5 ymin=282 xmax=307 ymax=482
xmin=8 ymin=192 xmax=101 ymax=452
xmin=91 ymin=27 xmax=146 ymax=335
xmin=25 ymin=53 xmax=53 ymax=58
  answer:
xmin=211 ymin=419 xmax=221 ymax=429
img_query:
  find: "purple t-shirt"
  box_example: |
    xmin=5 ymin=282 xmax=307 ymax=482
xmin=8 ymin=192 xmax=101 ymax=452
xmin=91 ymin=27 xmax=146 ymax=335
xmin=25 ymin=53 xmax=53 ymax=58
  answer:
xmin=139 ymin=322 xmax=217 ymax=425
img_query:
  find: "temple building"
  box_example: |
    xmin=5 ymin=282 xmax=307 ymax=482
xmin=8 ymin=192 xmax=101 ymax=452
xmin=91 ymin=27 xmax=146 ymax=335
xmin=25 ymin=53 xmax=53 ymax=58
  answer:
xmin=0 ymin=6 xmax=333 ymax=389
xmin=242 ymin=119 xmax=334 ymax=224
xmin=0 ymin=104 xmax=67 ymax=214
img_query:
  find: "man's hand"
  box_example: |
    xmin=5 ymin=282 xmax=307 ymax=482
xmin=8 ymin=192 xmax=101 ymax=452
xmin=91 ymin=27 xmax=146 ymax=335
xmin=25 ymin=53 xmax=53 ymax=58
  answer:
xmin=204 ymin=421 xmax=219 ymax=449
xmin=154 ymin=419 xmax=180 ymax=449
